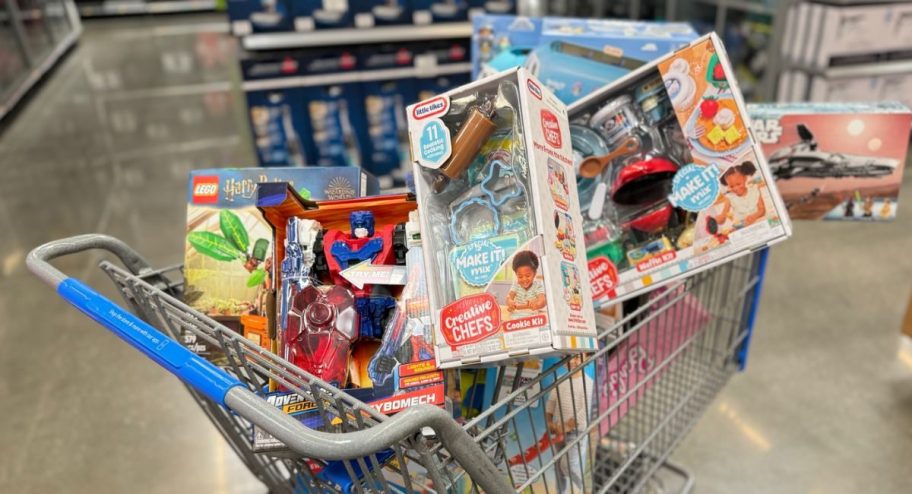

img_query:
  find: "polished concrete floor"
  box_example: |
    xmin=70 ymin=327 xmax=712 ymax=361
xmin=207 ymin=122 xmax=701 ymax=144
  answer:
xmin=2 ymin=14 xmax=912 ymax=494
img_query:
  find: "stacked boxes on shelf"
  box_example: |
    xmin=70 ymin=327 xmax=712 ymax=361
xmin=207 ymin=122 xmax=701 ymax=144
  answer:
xmin=778 ymin=1 xmax=912 ymax=106
xmin=240 ymin=39 xmax=471 ymax=187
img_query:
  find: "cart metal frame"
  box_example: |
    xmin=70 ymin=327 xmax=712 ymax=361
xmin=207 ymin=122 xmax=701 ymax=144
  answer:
xmin=28 ymin=234 xmax=767 ymax=493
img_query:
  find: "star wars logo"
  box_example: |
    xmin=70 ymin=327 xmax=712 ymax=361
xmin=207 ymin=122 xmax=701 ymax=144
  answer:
xmin=751 ymin=119 xmax=783 ymax=144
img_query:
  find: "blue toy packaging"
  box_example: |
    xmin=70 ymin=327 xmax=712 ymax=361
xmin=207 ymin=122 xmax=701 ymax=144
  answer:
xmin=360 ymin=44 xmax=418 ymax=187
xmin=228 ymin=0 xmax=293 ymax=34
xmin=472 ymin=15 xmax=698 ymax=105
xmin=245 ymin=87 xmax=308 ymax=167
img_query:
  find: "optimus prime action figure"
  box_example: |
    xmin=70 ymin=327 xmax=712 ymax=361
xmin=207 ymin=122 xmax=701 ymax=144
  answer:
xmin=282 ymin=210 xmax=409 ymax=386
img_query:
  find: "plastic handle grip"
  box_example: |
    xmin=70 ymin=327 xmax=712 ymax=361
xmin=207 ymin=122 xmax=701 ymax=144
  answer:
xmin=58 ymin=278 xmax=243 ymax=405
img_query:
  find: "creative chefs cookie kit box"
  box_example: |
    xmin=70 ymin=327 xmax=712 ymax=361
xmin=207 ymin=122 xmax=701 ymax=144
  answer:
xmin=568 ymin=33 xmax=792 ymax=306
xmin=407 ymin=68 xmax=598 ymax=368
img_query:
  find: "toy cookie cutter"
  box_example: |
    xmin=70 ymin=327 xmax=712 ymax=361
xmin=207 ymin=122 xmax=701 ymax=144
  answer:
xmin=448 ymin=159 xmax=523 ymax=245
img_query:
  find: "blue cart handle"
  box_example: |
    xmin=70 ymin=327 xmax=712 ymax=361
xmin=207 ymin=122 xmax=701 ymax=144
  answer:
xmin=27 ymin=235 xmax=514 ymax=493
xmin=27 ymin=234 xmax=243 ymax=405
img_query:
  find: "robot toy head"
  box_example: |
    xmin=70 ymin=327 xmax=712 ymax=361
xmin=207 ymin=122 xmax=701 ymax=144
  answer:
xmin=350 ymin=210 xmax=376 ymax=238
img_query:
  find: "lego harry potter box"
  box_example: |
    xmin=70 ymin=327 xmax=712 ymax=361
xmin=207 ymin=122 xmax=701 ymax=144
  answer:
xmin=184 ymin=167 xmax=378 ymax=351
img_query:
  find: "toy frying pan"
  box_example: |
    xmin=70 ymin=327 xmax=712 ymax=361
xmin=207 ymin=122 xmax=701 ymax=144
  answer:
xmin=578 ymin=137 xmax=641 ymax=179
xmin=705 ymin=216 xmax=729 ymax=243
xmin=622 ymin=201 xmax=674 ymax=234
xmin=611 ymin=156 xmax=679 ymax=206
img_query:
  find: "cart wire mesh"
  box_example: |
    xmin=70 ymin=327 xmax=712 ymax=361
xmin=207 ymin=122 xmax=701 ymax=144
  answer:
xmin=98 ymin=249 xmax=765 ymax=494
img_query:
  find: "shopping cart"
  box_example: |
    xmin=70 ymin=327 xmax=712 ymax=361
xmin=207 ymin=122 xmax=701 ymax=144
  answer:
xmin=28 ymin=234 xmax=768 ymax=494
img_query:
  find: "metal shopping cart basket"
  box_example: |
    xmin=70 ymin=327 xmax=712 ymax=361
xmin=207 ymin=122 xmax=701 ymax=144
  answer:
xmin=28 ymin=234 xmax=769 ymax=494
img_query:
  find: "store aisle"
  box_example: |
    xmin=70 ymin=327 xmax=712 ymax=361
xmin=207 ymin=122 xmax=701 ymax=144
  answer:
xmin=0 ymin=14 xmax=262 ymax=494
xmin=3 ymin=13 xmax=912 ymax=494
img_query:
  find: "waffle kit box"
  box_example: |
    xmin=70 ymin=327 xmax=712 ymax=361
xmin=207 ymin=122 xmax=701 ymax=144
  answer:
xmin=747 ymin=102 xmax=911 ymax=221
xmin=568 ymin=33 xmax=791 ymax=306
xmin=184 ymin=167 xmax=379 ymax=353
xmin=408 ymin=68 xmax=598 ymax=368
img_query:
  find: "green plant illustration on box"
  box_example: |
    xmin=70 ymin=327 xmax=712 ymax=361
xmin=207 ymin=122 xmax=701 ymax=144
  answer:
xmin=187 ymin=210 xmax=270 ymax=287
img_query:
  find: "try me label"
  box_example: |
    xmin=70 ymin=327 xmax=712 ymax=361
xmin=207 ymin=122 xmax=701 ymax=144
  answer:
xmin=415 ymin=119 xmax=451 ymax=169
xmin=440 ymin=293 xmax=501 ymax=347
xmin=668 ymin=163 xmax=721 ymax=212
xmin=450 ymin=236 xmax=519 ymax=287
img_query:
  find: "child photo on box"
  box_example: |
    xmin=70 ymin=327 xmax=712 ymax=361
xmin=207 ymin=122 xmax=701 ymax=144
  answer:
xmin=506 ymin=250 xmax=546 ymax=319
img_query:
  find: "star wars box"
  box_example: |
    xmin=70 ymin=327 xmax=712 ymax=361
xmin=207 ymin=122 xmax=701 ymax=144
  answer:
xmin=748 ymin=102 xmax=911 ymax=221
xmin=408 ymin=68 xmax=599 ymax=368
xmin=568 ymin=33 xmax=791 ymax=307
xmin=184 ymin=167 xmax=378 ymax=355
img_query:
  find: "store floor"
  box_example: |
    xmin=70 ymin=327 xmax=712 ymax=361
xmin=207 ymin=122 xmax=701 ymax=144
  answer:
xmin=2 ymin=14 xmax=911 ymax=494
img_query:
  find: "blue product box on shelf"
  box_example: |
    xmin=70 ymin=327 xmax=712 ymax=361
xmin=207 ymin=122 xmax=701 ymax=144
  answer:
xmin=228 ymin=0 xmax=294 ymax=33
xmin=413 ymin=39 xmax=472 ymax=102
xmin=246 ymin=88 xmax=308 ymax=167
xmin=361 ymin=44 xmax=417 ymax=185
xmin=291 ymin=0 xmax=352 ymax=30
xmin=301 ymin=83 xmax=367 ymax=168
xmin=473 ymin=15 xmax=699 ymax=104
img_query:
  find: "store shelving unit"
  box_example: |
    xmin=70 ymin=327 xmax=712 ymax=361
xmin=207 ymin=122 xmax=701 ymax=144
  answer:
xmin=75 ymin=0 xmax=215 ymax=17
xmin=239 ymin=21 xmax=472 ymax=50
xmin=1 ymin=0 xmax=82 ymax=122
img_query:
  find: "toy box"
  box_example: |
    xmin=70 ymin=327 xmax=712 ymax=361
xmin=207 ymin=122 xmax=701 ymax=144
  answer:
xmin=747 ymin=102 xmax=912 ymax=221
xmin=184 ymin=168 xmax=379 ymax=354
xmin=568 ymin=33 xmax=791 ymax=307
xmin=472 ymin=15 xmax=698 ymax=104
xmin=256 ymin=185 xmax=446 ymax=415
xmin=352 ymin=0 xmax=411 ymax=27
xmin=411 ymin=0 xmax=470 ymax=24
xmin=407 ymin=68 xmax=598 ymax=368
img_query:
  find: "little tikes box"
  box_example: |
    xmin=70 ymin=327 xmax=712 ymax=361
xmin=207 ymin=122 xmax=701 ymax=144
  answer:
xmin=408 ymin=68 xmax=598 ymax=368
xmin=568 ymin=33 xmax=792 ymax=306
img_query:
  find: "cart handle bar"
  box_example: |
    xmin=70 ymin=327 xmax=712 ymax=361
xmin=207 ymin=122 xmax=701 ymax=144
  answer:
xmin=27 ymin=235 xmax=512 ymax=493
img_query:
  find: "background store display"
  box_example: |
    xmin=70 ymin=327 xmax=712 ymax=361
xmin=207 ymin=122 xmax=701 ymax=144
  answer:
xmin=569 ymin=34 xmax=791 ymax=305
xmin=240 ymin=40 xmax=471 ymax=187
xmin=472 ymin=14 xmax=698 ymax=103
xmin=748 ymin=101 xmax=911 ymax=221
xmin=0 ymin=0 xmax=81 ymax=122
xmin=409 ymin=68 xmax=597 ymax=368
xmin=183 ymin=167 xmax=378 ymax=349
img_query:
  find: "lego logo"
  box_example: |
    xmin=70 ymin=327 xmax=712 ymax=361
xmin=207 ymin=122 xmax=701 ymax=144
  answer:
xmin=192 ymin=176 xmax=219 ymax=204
xmin=541 ymin=109 xmax=562 ymax=148
xmin=527 ymin=78 xmax=543 ymax=100
xmin=411 ymin=97 xmax=449 ymax=120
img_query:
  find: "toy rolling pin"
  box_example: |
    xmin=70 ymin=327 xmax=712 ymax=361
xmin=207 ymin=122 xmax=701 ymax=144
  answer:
xmin=579 ymin=137 xmax=640 ymax=179
xmin=433 ymin=99 xmax=497 ymax=193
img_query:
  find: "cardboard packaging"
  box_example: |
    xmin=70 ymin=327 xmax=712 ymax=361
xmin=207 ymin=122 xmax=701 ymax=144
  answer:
xmin=568 ymin=33 xmax=792 ymax=306
xmin=748 ymin=101 xmax=911 ymax=221
xmin=472 ymin=15 xmax=698 ymax=104
xmin=184 ymin=167 xmax=379 ymax=345
xmin=256 ymin=186 xmax=446 ymax=416
xmin=408 ymin=68 xmax=598 ymax=368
